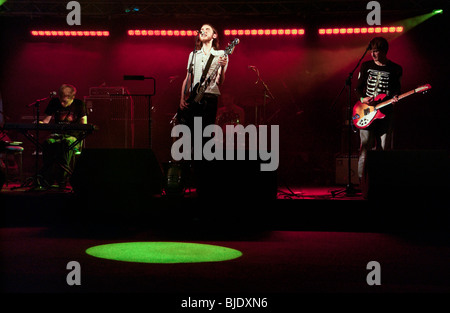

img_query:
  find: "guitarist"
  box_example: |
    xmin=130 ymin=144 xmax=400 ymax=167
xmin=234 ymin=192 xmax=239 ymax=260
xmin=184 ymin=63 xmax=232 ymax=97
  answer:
xmin=355 ymin=37 xmax=402 ymax=188
xmin=177 ymin=24 xmax=229 ymax=198
xmin=179 ymin=23 xmax=229 ymax=130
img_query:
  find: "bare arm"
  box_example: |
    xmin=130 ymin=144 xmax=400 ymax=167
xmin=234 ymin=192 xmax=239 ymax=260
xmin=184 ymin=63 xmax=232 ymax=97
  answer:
xmin=180 ymin=71 xmax=191 ymax=109
xmin=40 ymin=115 xmax=52 ymax=124
xmin=216 ymin=56 xmax=228 ymax=85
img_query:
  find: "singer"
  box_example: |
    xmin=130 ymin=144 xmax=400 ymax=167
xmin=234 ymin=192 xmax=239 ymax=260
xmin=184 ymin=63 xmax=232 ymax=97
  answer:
xmin=355 ymin=37 xmax=403 ymax=191
xmin=177 ymin=23 xmax=230 ymax=197
xmin=179 ymin=23 xmax=229 ymax=128
xmin=39 ymin=83 xmax=87 ymax=189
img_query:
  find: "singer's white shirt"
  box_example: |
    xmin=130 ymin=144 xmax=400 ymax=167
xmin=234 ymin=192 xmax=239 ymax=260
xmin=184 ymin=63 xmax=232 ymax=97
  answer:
xmin=186 ymin=48 xmax=228 ymax=95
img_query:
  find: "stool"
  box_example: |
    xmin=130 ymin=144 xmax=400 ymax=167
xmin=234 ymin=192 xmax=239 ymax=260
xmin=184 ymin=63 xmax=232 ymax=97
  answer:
xmin=0 ymin=143 xmax=24 ymax=186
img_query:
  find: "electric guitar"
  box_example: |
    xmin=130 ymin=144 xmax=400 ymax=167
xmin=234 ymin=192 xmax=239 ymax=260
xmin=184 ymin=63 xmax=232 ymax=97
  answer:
xmin=352 ymin=84 xmax=432 ymax=129
xmin=176 ymin=38 xmax=240 ymax=125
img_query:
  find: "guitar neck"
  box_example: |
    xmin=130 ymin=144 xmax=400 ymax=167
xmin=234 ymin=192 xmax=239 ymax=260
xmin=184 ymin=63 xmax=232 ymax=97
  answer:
xmin=198 ymin=53 xmax=229 ymax=92
xmin=195 ymin=38 xmax=239 ymax=101
xmin=374 ymin=89 xmax=416 ymax=110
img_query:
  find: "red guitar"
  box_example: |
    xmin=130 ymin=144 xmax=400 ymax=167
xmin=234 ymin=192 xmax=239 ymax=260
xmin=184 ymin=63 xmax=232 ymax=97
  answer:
xmin=352 ymin=84 xmax=432 ymax=129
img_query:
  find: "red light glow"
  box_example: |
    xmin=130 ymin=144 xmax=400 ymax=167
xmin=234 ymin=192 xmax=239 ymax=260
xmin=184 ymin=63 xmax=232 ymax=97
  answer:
xmin=318 ymin=26 xmax=403 ymax=35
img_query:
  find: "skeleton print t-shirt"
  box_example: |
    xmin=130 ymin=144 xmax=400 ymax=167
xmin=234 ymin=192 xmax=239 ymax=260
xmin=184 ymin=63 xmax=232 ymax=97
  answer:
xmin=356 ymin=60 xmax=402 ymax=116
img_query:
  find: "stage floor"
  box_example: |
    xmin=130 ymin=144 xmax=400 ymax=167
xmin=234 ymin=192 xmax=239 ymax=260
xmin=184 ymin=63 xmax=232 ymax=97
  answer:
xmin=1 ymin=226 xmax=449 ymax=299
xmin=1 ymin=182 xmax=364 ymax=199
xmin=1 ymin=181 xmax=449 ymax=299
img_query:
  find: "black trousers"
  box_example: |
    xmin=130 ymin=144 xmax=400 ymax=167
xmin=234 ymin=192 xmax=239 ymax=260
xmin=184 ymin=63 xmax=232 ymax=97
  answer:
xmin=180 ymin=93 xmax=219 ymax=197
xmin=184 ymin=93 xmax=218 ymax=131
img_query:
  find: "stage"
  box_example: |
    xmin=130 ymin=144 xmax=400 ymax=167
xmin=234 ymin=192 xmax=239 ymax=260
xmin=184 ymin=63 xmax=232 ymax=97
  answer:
xmin=1 ymin=181 xmax=449 ymax=298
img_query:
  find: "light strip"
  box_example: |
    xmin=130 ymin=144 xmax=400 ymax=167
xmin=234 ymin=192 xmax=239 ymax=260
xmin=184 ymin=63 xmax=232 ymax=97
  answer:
xmin=128 ymin=30 xmax=199 ymax=36
xmin=29 ymin=26 xmax=404 ymax=38
xmin=31 ymin=30 xmax=110 ymax=37
xmin=318 ymin=26 xmax=403 ymax=35
xmin=224 ymin=29 xmax=305 ymax=36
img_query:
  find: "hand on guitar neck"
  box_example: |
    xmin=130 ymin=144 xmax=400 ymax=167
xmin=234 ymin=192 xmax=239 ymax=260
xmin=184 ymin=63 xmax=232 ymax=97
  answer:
xmin=353 ymin=84 xmax=431 ymax=129
xmin=360 ymin=94 xmax=399 ymax=106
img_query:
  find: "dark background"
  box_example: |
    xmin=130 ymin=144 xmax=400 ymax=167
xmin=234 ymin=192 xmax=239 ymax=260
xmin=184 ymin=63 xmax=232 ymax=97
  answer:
xmin=1 ymin=0 xmax=448 ymax=186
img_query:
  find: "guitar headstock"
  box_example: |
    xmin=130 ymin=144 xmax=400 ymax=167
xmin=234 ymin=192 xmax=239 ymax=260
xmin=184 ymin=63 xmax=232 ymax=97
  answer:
xmin=415 ymin=84 xmax=432 ymax=94
xmin=225 ymin=38 xmax=240 ymax=55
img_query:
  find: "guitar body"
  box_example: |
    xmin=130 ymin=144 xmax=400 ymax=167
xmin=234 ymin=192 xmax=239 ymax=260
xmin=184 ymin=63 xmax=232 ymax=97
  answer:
xmin=176 ymin=83 xmax=203 ymax=125
xmin=352 ymin=84 xmax=431 ymax=130
xmin=352 ymin=93 xmax=387 ymax=129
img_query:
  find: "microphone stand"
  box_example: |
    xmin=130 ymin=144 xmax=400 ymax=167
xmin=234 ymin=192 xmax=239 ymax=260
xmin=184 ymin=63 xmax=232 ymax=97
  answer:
xmin=331 ymin=45 xmax=370 ymax=197
xmin=10 ymin=95 xmax=54 ymax=191
xmin=172 ymin=31 xmax=198 ymax=125
xmin=26 ymin=98 xmax=47 ymax=191
xmin=187 ymin=33 xmax=199 ymax=95
xmin=250 ymin=66 xmax=274 ymax=125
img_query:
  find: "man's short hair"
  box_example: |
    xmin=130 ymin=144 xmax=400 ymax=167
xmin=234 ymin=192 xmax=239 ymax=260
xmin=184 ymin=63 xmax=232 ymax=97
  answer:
xmin=59 ymin=84 xmax=77 ymax=97
xmin=369 ymin=37 xmax=389 ymax=53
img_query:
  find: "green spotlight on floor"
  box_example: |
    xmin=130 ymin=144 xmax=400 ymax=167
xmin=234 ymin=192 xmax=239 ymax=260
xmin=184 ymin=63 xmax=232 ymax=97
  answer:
xmin=86 ymin=242 xmax=243 ymax=263
xmin=432 ymin=9 xmax=443 ymax=14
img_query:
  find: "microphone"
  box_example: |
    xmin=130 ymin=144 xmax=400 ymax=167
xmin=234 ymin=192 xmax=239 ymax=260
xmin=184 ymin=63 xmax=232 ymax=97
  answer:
xmin=248 ymin=66 xmax=259 ymax=84
xmin=196 ymin=30 xmax=204 ymax=36
xmin=169 ymin=75 xmax=179 ymax=83
xmin=366 ymin=43 xmax=372 ymax=51
xmin=26 ymin=91 xmax=56 ymax=107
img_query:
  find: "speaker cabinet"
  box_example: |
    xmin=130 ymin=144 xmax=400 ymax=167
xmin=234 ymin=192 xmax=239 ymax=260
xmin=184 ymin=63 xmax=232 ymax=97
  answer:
xmin=84 ymin=96 xmax=150 ymax=149
xmin=365 ymin=150 xmax=449 ymax=203
xmin=194 ymin=152 xmax=278 ymax=202
xmin=70 ymin=149 xmax=162 ymax=200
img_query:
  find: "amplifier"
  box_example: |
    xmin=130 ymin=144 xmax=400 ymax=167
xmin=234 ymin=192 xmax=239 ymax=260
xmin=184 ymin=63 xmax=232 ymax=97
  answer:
xmin=89 ymin=86 xmax=128 ymax=96
xmin=335 ymin=155 xmax=359 ymax=185
xmin=82 ymin=95 xmax=149 ymax=149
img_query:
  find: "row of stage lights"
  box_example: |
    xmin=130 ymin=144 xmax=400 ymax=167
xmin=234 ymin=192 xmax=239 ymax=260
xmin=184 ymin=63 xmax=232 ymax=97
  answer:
xmin=319 ymin=26 xmax=404 ymax=35
xmin=30 ymin=27 xmax=404 ymax=37
xmin=31 ymin=30 xmax=110 ymax=37
xmin=128 ymin=29 xmax=307 ymax=36
xmin=127 ymin=29 xmax=308 ymax=36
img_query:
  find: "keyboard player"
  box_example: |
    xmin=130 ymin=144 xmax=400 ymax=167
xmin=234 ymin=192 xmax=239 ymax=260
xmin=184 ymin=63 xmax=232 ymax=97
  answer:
xmin=40 ymin=84 xmax=87 ymax=189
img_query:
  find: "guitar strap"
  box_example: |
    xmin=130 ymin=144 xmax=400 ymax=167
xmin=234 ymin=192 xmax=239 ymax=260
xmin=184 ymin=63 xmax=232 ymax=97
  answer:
xmin=200 ymin=54 xmax=215 ymax=85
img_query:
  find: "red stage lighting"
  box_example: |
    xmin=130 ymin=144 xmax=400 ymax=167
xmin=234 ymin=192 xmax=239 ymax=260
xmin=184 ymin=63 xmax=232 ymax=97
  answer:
xmin=128 ymin=29 xmax=198 ymax=36
xmin=318 ymin=26 xmax=403 ymax=35
xmin=31 ymin=30 xmax=109 ymax=37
